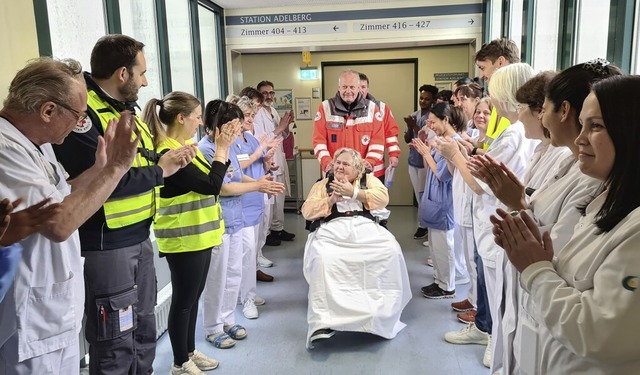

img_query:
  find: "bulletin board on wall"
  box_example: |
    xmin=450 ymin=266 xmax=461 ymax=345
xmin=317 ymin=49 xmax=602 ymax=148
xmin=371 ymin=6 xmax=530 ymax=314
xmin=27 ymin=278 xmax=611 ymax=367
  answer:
xmin=274 ymin=89 xmax=293 ymax=117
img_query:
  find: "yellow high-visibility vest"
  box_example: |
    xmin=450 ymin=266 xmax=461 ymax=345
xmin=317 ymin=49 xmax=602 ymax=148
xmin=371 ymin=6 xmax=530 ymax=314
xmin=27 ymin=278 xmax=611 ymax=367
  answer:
xmin=482 ymin=107 xmax=511 ymax=150
xmin=87 ymin=90 xmax=157 ymax=229
xmin=153 ymin=138 xmax=224 ymax=252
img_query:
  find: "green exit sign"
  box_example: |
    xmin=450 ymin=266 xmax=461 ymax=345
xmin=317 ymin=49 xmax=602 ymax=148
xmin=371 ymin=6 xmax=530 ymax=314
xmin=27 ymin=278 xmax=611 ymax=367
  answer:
xmin=300 ymin=68 xmax=318 ymax=80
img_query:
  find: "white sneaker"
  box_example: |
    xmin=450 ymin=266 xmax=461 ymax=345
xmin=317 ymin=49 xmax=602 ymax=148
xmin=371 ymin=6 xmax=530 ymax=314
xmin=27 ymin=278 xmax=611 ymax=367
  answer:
xmin=243 ymin=299 xmax=259 ymax=319
xmin=483 ymin=336 xmax=492 ymax=368
xmin=425 ymin=256 xmax=433 ymax=267
xmin=169 ymin=359 xmax=204 ymax=375
xmin=189 ymin=350 xmax=219 ymax=371
xmin=257 ymin=255 xmax=273 ymax=268
xmin=444 ymin=323 xmax=490 ymax=345
xmin=422 ymin=240 xmax=430 ymax=247
xmin=238 ymin=296 xmax=265 ymax=306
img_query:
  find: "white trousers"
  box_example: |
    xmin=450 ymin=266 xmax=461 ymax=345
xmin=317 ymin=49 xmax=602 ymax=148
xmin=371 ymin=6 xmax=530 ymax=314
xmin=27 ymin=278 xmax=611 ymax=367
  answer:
xmin=454 ymin=224 xmax=476 ymax=305
xmin=270 ymin=174 xmax=285 ymax=232
xmin=428 ymin=228 xmax=455 ymax=291
xmin=203 ymin=231 xmax=243 ymax=335
xmin=453 ymin=225 xmax=469 ymax=280
xmin=0 ymin=332 xmax=79 ymax=375
xmin=239 ymin=225 xmax=259 ymax=303
xmin=482 ymin=258 xmax=502 ymax=375
xmin=408 ymin=165 xmax=426 ymax=225
xmin=257 ymin=194 xmax=273 ymax=263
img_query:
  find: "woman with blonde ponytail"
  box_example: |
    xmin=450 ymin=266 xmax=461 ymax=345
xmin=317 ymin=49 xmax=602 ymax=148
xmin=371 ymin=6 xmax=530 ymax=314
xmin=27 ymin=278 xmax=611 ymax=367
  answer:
xmin=142 ymin=92 xmax=239 ymax=375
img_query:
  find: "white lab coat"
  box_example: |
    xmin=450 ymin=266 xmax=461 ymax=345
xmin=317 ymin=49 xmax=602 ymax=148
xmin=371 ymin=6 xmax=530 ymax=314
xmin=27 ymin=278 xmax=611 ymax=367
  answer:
xmin=507 ymin=160 xmax=603 ymax=374
xmin=472 ymin=122 xmax=539 ymax=267
xmin=470 ymin=122 xmax=538 ymax=374
xmin=520 ymin=191 xmax=640 ymax=374
xmin=0 ymin=118 xmax=83 ymax=362
xmin=522 ymin=143 xmax=572 ymax=196
xmin=496 ymin=145 xmax=571 ymax=374
xmin=253 ymin=106 xmax=291 ymax=193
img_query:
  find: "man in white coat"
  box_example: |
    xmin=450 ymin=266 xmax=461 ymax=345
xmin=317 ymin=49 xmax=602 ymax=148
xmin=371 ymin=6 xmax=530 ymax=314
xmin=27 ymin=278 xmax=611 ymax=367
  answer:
xmin=0 ymin=58 xmax=139 ymax=374
xmin=255 ymin=81 xmax=296 ymax=250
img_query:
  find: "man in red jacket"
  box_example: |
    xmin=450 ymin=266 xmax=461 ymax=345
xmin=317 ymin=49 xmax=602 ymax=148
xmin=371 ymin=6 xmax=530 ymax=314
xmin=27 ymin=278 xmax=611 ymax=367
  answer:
xmin=358 ymin=73 xmax=400 ymax=181
xmin=312 ymin=70 xmax=384 ymax=175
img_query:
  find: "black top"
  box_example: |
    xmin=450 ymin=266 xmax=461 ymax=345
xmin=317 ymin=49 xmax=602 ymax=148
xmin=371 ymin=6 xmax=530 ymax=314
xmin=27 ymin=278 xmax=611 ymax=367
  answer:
xmin=53 ymin=73 xmax=163 ymax=251
xmin=158 ymin=151 xmax=229 ymax=198
xmin=330 ymin=92 xmax=371 ymax=117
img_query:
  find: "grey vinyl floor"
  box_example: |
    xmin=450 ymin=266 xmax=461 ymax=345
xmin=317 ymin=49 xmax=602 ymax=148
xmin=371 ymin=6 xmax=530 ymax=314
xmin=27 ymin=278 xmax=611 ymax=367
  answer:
xmin=151 ymin=206 xmax=489 ymax=375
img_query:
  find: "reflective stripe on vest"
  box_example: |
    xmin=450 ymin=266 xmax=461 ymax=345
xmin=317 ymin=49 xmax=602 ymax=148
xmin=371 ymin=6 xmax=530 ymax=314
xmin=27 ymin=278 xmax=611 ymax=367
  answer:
xmin=483 ymin=107 xmax=511 ymax=150
xmin=87 ymin=90 xmax=157 ymax=229
xmin=153 ymin=139 xmax=224 ymax=253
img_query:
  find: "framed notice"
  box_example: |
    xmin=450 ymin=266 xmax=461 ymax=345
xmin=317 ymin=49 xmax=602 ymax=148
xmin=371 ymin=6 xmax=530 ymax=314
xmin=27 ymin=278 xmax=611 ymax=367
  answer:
xmin=295 ymin=97 xmax=312 ymax=120
xmin=274 ymin=89 xmax=293 ymax=117
xmin=435 ymin=82 xmax=452 ymax=91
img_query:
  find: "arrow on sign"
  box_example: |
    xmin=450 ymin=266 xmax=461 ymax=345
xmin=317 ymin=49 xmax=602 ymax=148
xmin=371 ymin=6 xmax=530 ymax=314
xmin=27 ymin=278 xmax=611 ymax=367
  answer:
xmin=468 ymin=19 xmax=474 ymax=25
xmin=333 ymin=25 xmax=339 ymax=31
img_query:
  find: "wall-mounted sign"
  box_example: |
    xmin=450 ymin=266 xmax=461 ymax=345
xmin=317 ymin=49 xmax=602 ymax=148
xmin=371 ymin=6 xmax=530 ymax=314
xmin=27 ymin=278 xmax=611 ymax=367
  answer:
xmin=434 ymin=72 xmax=470 ymax=81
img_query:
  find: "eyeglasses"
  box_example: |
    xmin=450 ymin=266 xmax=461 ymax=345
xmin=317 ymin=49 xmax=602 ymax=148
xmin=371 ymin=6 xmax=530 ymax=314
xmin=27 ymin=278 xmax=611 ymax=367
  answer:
xmin=53 ymin=100 xmax=87 ymax=123
xmin=261 ymin=91 xmax=276 ymax=96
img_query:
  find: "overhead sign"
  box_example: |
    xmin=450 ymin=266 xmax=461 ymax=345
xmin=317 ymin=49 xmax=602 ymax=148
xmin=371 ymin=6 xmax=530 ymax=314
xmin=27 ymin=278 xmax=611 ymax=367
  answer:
xmin=226 ymin=23 xmax=347 ymax=38
xmin=226 ymin=4 xmax=483 ymax=25
xmin=355 ymin=17 xmax=477 ymax=32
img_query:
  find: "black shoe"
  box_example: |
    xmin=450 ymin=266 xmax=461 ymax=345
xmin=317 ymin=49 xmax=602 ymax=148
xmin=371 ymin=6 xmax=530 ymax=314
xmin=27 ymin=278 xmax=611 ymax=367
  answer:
xmin=310 ymin=328 xmax=335 ymax=343
xmin=422 ymin=285 xmax=456 ymax=299
xmin=273 ymin=229 xmax=295 ymax=241
xmin=420 ymin=283 xmax=438 ymax=294
xmin=265 ymin=233 xmax=281 ymax=246
xmin=414 ymin=227 xmax=428 ymax=239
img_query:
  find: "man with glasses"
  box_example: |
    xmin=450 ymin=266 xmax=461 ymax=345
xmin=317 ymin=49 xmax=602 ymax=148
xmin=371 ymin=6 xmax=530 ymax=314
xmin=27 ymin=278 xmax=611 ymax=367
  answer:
xmin=255 ymin=80 xmax=296 ymax=250
xmin=0 ymin=57 xmax=139 ymax=374
xmin=53 ymin=35 xmax=195 ymax=375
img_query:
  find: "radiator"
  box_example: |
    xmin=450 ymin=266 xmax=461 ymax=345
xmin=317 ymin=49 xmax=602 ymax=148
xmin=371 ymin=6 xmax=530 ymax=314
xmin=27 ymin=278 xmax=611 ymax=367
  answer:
xmin=154 ymin=282 xmax=173 ymax=339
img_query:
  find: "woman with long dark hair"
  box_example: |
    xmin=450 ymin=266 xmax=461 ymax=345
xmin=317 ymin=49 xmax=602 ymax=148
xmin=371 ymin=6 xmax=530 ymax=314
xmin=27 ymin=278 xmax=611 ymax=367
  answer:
xmin=494 ymin=74 xmax=640 ymax=374
xmin=199 ymin=100 xmax=284 ymax=351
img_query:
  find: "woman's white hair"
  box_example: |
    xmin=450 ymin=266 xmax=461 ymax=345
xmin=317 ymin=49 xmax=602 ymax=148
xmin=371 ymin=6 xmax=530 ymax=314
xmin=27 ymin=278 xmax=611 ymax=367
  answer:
xmin=488 ymin=63 xmax=535 ymax=114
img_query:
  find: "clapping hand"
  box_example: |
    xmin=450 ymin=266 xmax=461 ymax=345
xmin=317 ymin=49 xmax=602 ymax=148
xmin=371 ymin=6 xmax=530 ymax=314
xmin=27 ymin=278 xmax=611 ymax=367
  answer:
xmin=403 ymin=115 xmax=417 ymax=129
xmin=433 ymin=137 xmax=461 ymax=160
xmin=256 ymin=174 xmax=285 ymax=195
xmin=0 ymin=197 xmax=61 ymax=246
xmin=469 ymin=154 xmax=526 ymax=211
xmin=410 ymin=138 xmax=431 ymax=157
xmin=491 ymin=209 xmax=554 ymax=273
xmin=329 ymin=177 xmax=354 ymax=198
xmin=456 ymin=138 xmax=475 ymax=155
xmin=96 ymin=111 xmax=139 ymax=171
xmin=216 ymin=119 xmax=242 ymax=150
xmin=158 ymin=144 xmax=197 ymax=178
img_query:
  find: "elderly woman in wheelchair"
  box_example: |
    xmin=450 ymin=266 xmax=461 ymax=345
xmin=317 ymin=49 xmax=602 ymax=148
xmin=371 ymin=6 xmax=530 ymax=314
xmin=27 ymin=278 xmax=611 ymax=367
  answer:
xmin=301 ymin=147 xmax=412 ymax=349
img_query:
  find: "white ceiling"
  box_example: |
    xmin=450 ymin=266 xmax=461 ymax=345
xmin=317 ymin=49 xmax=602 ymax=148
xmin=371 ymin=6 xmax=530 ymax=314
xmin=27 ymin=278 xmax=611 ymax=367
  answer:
xmin=212 ymin=0 xmax=392 ymax=9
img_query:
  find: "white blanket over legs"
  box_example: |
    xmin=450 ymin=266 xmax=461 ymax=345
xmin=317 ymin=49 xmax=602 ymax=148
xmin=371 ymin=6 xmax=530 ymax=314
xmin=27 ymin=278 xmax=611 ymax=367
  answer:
xmin=304 ymin=216 xmax=412 ymax=348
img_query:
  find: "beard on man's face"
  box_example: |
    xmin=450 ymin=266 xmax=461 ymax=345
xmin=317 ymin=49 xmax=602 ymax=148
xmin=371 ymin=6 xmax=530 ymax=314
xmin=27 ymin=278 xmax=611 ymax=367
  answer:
xmin=121 ymin=76 xmax=139 ymax=102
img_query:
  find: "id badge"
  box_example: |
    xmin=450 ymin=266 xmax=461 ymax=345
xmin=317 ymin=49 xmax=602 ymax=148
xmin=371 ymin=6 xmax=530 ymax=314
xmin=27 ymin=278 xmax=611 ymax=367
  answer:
xmin=119 ymin=306 xmax=133 ymax=332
